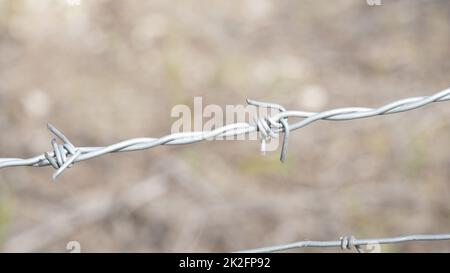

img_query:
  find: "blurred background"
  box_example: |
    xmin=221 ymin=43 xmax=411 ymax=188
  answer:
xmin=0 ymin=0 xmax=449 ymax=252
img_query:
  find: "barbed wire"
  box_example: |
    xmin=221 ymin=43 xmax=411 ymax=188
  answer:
xmin=237 ymin=233 xmax=450 ymax=253
xmin=0 ymin=87 xmax=449 ymax=181
xmin=1 ymin=87 xmax=450 ymax=253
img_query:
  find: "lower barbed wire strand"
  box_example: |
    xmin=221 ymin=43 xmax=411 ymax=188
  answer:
xmin=236 ymin=233 xmax=450 ymax=253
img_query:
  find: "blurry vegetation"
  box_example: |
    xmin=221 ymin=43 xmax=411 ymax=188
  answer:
xmin=404 ymin=131 xmax=429 ymax=176
xmin=238 ymin=153 xmax=297 ymax=177
xmin=0 ymin=196 xmax=12 ymax=250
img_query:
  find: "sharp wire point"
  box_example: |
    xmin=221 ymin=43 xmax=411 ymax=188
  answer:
xmin=52 ymin=150 xmax=82 ymax=182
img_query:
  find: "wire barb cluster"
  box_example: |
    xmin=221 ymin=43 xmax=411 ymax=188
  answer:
xmin=247 ymin=99 xmax=290 ymax=162
xmin=45 ymin=124 xmax=82 ymax=181
xmin=0 ymin=87 xmax=449 ymax=181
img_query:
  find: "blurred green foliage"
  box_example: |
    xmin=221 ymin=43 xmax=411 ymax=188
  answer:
xmin=238 ymin=153 xmax=297 ymax=176
xmin=0 ymin=196 xmax=12 ymax=250
xmin=404 ymin=131 xmax=429 ymax=176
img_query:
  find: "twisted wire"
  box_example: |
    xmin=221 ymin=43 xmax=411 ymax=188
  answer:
xmin=237 ymin=233 xmax=450 ymax=253
xmin=0 ymin=87 xmax=449 ymax=181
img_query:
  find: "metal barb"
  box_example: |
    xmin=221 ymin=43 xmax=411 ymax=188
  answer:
xmin=46 ymin=123 xmax=81 ymax=181
xmin=247 ymin=99 xmax=290 ymax=162
xmin=340 ymin=235 xmax=361 ymax=253
xmin=52 ymin=150 xmax=81 ymax=182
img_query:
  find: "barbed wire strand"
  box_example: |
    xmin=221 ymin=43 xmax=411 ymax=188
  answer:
xmin=0 ymin=87 xmax=449 ymax=182
xmin=236 ymin=233 xmax=450 ymax=253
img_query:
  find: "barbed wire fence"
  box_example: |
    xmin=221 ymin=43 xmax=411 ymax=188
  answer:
xmin=1 ymin=87 xmax=450 ymax=252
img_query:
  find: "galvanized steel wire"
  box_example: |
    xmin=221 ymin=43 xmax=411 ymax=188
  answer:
xmin=0 ymin=87 xmax=449 ymax=181
xmin=237 ymin=233 xmax=450 ymax=253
